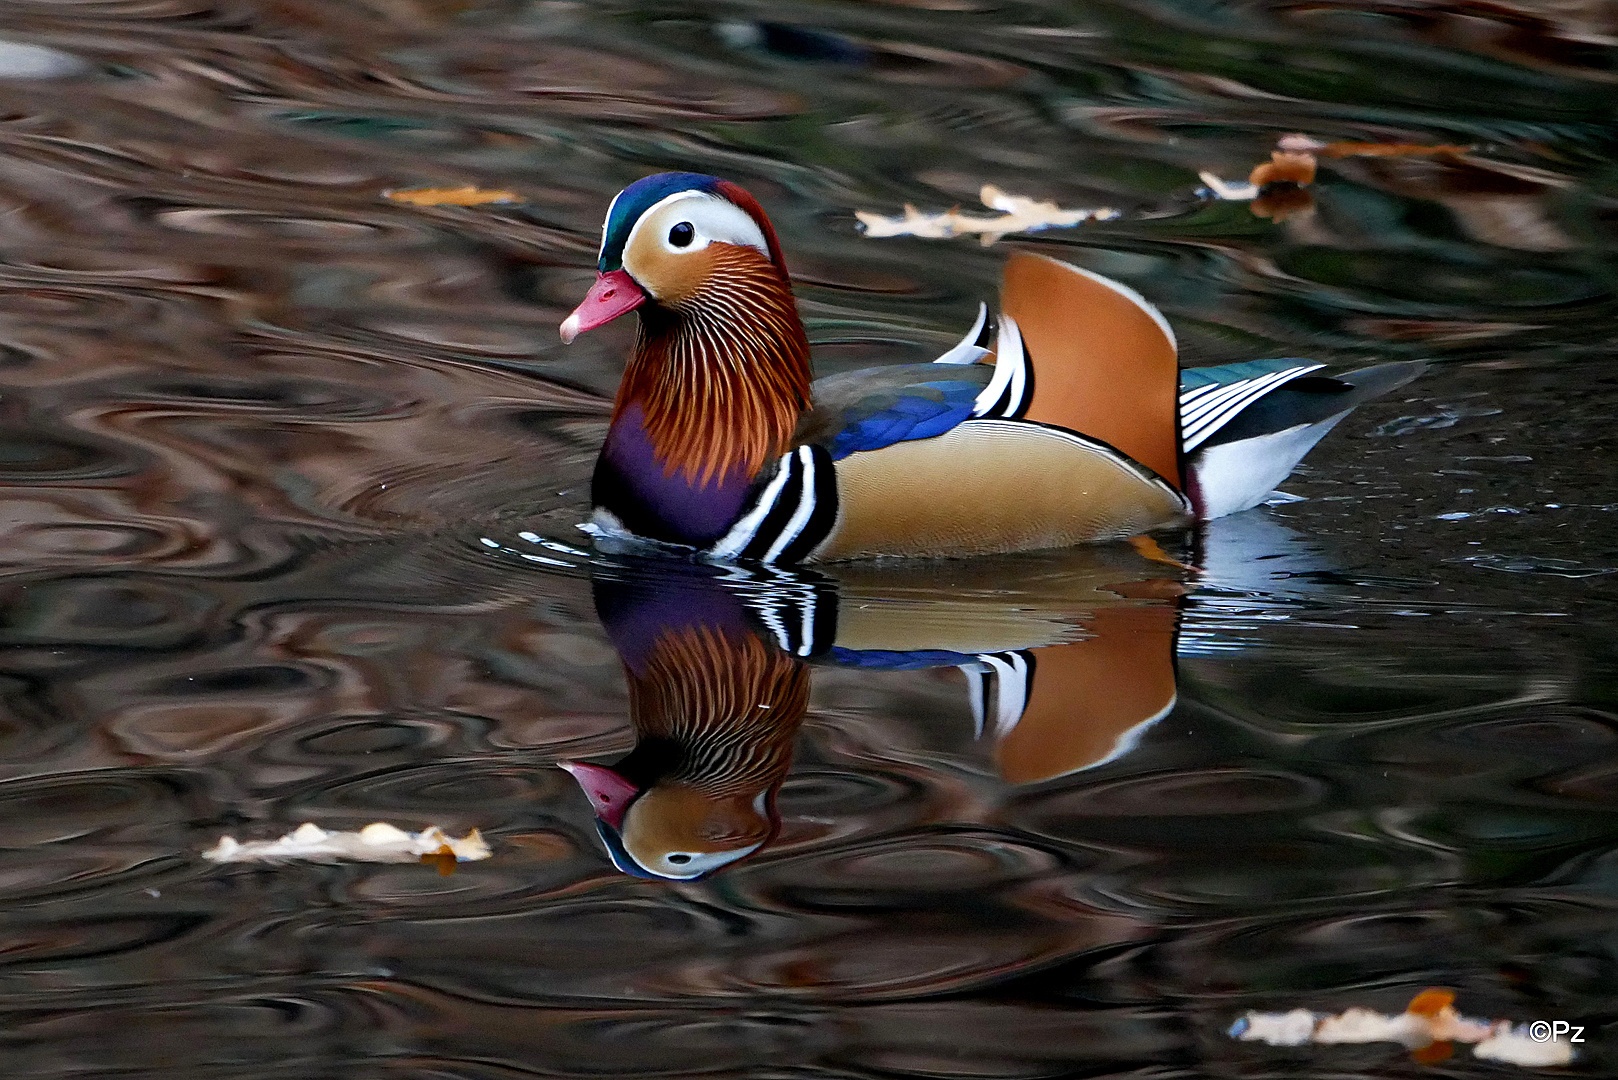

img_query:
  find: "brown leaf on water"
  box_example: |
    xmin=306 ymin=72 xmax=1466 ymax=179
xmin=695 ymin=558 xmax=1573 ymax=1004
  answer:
xmin=1320 ymin=141 xmax=1473 ymax=159
xmin=385 ymin=186 xmax=522 ymax=207
xmin=1412 ymin=1040 xmax=1455 ymax=1064
xmin=1251 ymin=184 xmax=1315 ymax=222
xmin=420 ymin=843 xmax=459 ymax=876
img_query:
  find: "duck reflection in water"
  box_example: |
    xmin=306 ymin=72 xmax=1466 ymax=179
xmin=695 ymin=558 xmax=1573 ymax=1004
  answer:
xmin=562 ymin=570 xmax=811 ymax=880
xmin=563 ymin=544 xmax=1188 ymax=880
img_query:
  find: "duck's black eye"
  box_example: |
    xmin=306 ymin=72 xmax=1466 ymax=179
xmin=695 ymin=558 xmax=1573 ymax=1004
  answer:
xmin=668 ymin=853 xmax=692 ymax=865
xmin=668 ymin=222 xmax=695 ymax=247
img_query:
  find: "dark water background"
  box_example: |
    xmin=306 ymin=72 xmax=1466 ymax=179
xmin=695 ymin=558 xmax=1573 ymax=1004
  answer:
xmin=0 ymin=0 xmax=1615 ymax=1075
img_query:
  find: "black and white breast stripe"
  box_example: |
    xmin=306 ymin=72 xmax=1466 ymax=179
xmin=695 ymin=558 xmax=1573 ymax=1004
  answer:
xmin=722 ymin=566 xmax=837 ymax=658
xmin=706 ymin=444 xmax=839 ymax=564
xmin=1179 ymin=364 xmax=1322 ymax=453
xmin=960 ymin=650 xmax=1036 ymax=738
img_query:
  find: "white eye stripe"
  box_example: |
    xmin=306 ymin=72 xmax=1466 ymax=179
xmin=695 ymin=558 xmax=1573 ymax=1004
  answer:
xmin=622 ymin=190 xmax=770 ymax=265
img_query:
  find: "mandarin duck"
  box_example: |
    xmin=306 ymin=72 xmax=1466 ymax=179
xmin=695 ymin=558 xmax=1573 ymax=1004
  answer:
xmin=561 ymin=172 xmax=1424 ymax=563
xmin=564 ymin=547 xmax=1186 ymax=879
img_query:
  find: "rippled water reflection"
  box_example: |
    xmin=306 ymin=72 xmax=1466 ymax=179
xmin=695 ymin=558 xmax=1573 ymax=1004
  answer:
xmin=0 ymin=1 xmax=1614 ymax=1076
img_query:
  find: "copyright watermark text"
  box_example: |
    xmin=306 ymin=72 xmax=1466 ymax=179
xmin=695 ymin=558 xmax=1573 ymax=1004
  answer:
xmin=1527 ymin=1020 xmax=1584 ymax=1043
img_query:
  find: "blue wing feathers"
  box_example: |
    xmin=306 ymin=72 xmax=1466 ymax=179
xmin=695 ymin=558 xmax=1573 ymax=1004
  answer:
xmin=809 ymin=364 xmax=988 ymax=460
xmin=827 ymin=398 xmax=975 ymax=459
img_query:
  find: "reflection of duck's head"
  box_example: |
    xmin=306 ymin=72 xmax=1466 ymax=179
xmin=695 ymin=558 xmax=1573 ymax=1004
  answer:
xmin=568 ymin=576 xmax=809 ymax=880
xmin=561 ymin=761 xmax=776 ymax=880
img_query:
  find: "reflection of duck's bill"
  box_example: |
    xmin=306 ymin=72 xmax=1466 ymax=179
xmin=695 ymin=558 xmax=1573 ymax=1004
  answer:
xmin=558 ymin=761 xmax=636 ymax=829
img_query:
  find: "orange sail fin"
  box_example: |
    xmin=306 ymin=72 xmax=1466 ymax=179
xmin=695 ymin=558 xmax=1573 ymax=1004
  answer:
xmin=997 ymin=252 xmax=1182 ymax=488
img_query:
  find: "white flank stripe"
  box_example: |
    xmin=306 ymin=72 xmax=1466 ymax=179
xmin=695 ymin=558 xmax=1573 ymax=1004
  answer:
xmin=752 ymin=598 xmax=793 ymax=652
xmin=1178 ymin=382 xmax=1223 ymax=406
xmin=763 ymin=447 xmax=820 ymax=563
xmin=1181 ymin=371 xmax=1293 ymax=437
xmin=1180 ymin=371 xmax=1290 ymax=427
xmin=934 ymin=302 xmax=989 ymax=364
xmin=1005 ymin=331 xmax=1027 ymax=414
xmin=707 ymin=450 xmax=795 ymax=559
xmin=975 ymin=653 xmax=1030 ymax=737
xmin=996 ymin=653 xmax=1030 ymax=738
xmin=976 ymin=654 xmax=1013 ymax=732
xmin=1182 ymin=365 xmax=1324 ymax=451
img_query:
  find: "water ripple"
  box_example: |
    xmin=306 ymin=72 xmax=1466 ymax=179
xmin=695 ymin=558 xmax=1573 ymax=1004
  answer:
xmin=0 ymin=1 xmax=1607 ymax=1076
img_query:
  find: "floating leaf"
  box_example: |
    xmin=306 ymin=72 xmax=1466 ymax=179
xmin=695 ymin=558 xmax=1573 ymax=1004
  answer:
xmin=203 ymin=822 xmax=491 ymax=865
xmin=857 ymin=184 xmax=1118 ymax=244
xmin=1249 ymin=150 xmax=1317 ymax=188
xmin=1231 ymin=990 xmax=1576 ymax=1068
xmin=385 ymin=186 xmax=522 ymax=207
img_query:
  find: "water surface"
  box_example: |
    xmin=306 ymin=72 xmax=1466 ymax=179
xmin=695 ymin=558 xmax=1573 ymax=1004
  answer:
xmin=0 ymin=1 xmax=1614 ymax=1075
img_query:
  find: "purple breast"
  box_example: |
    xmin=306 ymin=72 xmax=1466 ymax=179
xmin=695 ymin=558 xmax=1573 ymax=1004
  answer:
xmin=592 ymin=570 xmax=758 ymax=676
xmin=592 ymin=403 xmax=755 ymax=548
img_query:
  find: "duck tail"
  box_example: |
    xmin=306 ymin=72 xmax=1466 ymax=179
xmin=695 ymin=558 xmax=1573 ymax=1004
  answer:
xmin=1185 ymin=359 xmax=1428 ymax=520
xmin=984 ymin=253 xmax=1183 ymax=489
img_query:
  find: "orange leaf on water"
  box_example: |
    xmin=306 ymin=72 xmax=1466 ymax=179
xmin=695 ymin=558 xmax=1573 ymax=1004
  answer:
xmin=1407 ymin=988 xmax=1457 ymax=1018
xmin=385 ymin=186 xmax=521 ymax=207
xmin=1250 ymin=186 xmax=1315 ymax=222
